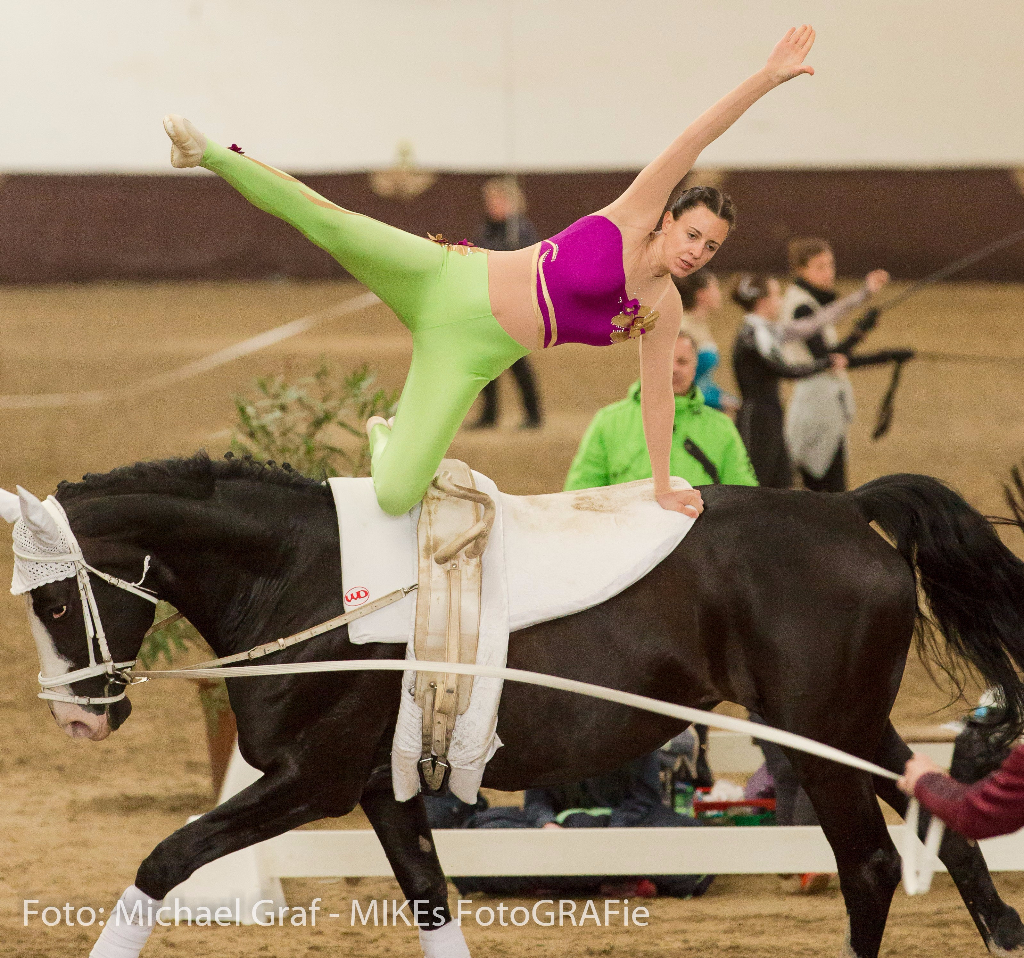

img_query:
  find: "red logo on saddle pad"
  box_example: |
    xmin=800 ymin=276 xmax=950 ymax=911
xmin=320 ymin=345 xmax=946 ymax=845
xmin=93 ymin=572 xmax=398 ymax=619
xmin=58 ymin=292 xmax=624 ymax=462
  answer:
xmin=345 ymin=587 xmax=370 ymax=607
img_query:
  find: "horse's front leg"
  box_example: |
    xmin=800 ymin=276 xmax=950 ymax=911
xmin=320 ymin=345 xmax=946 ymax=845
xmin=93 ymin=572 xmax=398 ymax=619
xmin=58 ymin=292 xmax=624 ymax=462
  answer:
xmin=89 ymin=763 xmax=345 ymax=958
xmin=873 ymin=722 xmax=1024 ymax=953
xmin=360 ymin=766 xmax=470 ymax=958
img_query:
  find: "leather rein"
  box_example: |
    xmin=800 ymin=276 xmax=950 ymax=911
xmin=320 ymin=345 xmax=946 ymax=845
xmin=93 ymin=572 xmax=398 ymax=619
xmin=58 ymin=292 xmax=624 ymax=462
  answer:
xmin=137 ymin=585 xmax=418 ymax=674
xmin=19 ymin=497 xmax=417 ymax=705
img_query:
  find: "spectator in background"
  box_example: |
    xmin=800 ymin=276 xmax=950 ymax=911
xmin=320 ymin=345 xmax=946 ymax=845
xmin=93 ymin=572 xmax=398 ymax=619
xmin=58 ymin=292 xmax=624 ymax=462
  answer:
xmin=565 ymin=330 xmax=757 ymax=490
xmin=779 ymin=237 xmax=890 ymax=491
xmin=425 ymin=751 xmax=713 ymax=900
xmin=674 ymin=271 xmax=740 ymax=415
xmin=731 ymin=274 xmax=846 ymax=488
xmin=565 ymin=327 xmax=755 ymax=807
xmin=469 ymin=176 xmax=543 ymax=429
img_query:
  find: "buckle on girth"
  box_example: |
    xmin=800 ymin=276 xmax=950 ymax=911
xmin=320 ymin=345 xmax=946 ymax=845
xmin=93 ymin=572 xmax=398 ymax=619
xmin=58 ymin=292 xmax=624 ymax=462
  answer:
xmin=418 ymin=754 xmax=452 ymax=794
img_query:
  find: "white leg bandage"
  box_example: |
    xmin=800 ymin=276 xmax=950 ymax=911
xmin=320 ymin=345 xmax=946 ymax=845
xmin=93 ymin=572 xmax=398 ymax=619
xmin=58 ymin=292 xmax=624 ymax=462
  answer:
xmin=89 ymin=886 xmax=162 ymax=958
xmin=419 ymin=920 xmax=471 ymax=958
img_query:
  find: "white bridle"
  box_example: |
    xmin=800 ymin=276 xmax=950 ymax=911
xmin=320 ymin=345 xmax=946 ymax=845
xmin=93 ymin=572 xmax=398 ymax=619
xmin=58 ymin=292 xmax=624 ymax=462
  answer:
xmin=7 ymin=494 xmax=159 ymax=706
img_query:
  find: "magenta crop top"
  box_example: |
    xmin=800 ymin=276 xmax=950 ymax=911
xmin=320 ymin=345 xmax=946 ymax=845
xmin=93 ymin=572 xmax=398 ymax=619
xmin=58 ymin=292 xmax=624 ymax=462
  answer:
xmin=532 ymin=214 xmax=660 ymax=348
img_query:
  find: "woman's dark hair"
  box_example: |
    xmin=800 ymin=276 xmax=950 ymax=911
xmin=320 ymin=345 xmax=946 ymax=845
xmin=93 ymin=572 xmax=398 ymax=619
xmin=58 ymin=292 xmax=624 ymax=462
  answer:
xmin=673 ymin=270 xmax=716 ymax=311
xmin=787 ymin=236 xmax=832 ymax=273
xmin=666 ymin=186 xmax=737 ymax=231
xmin=731 ymin=273 xmax=772 ymax=311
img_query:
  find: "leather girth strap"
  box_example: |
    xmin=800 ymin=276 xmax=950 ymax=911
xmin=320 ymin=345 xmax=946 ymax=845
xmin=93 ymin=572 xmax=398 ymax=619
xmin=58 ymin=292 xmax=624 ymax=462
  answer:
xmin=414 ymin=459 xmax=495 ymax=792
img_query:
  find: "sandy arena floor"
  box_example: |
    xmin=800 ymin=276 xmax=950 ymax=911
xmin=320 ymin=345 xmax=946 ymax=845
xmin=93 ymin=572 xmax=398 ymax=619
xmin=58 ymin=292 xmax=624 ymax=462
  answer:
xmin=1 ymin=278 xmax=1023 ymax=956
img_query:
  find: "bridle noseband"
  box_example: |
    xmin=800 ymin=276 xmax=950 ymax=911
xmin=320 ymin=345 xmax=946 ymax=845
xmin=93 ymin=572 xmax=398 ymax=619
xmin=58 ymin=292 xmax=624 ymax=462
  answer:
xmin=14 ymin=497 xmax=159 ymax=707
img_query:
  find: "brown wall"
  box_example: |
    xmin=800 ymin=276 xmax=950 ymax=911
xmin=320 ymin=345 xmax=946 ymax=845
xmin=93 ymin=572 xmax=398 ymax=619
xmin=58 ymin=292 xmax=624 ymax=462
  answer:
xmin=1 ymin=169 xmax=1022 ymax=283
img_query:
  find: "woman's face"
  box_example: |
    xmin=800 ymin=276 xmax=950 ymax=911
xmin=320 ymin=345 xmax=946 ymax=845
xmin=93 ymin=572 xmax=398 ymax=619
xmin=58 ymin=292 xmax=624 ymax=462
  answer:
xmin=695 ymin=274 xmax=722 ymax=313
xmin=484 ymin=188 xmax=514 ymax=222
xmin=672 ymin=336 xmax=699 ymax=395
xmin=661 ymin=206 xmax=730 ymax=278
xmin=756 ymin=278 xmax=783 ymax=321
xmin=799 ymin=250 xmax=836 ymax=291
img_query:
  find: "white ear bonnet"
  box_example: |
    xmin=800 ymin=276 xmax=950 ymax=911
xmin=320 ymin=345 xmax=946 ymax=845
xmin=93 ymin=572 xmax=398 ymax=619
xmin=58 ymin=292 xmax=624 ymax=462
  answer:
xmin=0 ymin=487 xmax=79 ymax=595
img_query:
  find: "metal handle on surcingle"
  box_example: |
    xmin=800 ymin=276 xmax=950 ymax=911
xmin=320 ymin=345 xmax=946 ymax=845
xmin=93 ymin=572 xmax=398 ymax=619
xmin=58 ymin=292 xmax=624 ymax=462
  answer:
xmin=432 ymin=472 xmax=496 ymax=564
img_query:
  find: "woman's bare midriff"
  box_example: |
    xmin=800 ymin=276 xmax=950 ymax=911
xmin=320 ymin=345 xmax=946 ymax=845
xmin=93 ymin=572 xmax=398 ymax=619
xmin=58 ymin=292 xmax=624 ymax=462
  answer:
xmin=487 ymin=246 xmax=542 ymax=351
xmin=485 ymin=232 xmax=676 ymax=352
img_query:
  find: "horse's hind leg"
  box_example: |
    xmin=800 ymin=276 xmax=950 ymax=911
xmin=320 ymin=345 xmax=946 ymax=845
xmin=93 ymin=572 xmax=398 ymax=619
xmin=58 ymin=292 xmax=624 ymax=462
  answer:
xmin=360 ymin=766 xmax=469 ymax=957
xmin=797 ymin=757 xmax=902 ymax=958
xmin=873 ymin=722 xmax=1024 ymax=953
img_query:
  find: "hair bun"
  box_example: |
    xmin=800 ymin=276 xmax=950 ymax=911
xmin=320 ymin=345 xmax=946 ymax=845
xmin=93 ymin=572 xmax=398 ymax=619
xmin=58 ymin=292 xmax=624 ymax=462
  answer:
xmin=731 ymin=273 xmax=771 ymax=309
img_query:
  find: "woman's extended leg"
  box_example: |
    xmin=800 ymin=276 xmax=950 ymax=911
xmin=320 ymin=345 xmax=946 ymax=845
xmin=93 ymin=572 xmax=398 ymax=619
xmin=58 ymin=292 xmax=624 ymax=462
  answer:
xmin=164 ymin=116 xmax=445 ymax=323
xmin=164 ymin=117 xmax=529 ymax=514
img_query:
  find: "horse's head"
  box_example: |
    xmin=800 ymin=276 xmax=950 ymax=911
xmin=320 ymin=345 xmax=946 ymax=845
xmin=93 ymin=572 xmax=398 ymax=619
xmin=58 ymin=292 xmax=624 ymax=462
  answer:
xmin=1 ymin=486 xmax=159 ymax=740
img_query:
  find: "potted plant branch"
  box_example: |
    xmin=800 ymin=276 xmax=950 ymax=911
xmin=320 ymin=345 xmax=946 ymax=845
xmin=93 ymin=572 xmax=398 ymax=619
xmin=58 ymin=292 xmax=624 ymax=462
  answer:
xmin=144 ymin=362 xmax=397 ymax=794
xmin=137 ymin=609 xmax=235 ymax=795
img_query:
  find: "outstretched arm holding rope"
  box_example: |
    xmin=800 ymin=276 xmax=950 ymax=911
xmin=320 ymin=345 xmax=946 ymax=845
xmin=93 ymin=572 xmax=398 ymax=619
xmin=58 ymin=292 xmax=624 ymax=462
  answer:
xmin=900 ymin=745 xmax=1024 ymax=841
xmin=779 ymin=269 xmax=890 ymax=346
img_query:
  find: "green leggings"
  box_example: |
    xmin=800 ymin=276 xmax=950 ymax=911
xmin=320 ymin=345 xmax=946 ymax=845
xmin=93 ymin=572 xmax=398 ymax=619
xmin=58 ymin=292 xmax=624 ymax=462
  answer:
xmin=202 ymin=142 xmax=530 ymax=515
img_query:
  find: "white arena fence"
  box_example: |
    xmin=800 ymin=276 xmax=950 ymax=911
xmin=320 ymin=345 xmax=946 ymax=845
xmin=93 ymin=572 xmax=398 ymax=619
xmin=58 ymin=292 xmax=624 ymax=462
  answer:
xmin=168 ymin=728 xmax=1024 ymax=922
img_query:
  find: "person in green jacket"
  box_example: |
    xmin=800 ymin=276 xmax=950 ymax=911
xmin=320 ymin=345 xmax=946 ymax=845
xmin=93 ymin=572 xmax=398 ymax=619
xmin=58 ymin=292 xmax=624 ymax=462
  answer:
xmin=565 ymin=331 xmax=757 ymax=490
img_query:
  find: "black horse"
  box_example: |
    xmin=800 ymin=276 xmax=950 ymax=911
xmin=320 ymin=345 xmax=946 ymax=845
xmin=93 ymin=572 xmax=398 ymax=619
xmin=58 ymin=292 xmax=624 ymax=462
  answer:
xmin=12 ymin=453 xmax=1024 ymax=958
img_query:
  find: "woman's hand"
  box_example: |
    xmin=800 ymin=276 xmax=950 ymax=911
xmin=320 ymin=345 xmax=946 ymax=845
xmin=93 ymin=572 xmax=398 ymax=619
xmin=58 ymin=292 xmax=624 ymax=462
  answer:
xmin=865 ymin=269 xmax=890 ymax=295
xmin=898 ymin=753 xmax=945 ymax=796
xmin=764 ymin=25 xmax=816 ymax=86
xmin=657 ymin=488 xmax=704 ymax=518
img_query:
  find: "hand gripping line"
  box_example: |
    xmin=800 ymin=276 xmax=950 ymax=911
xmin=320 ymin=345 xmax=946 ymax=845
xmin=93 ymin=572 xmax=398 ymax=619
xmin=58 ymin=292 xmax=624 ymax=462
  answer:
xmin=127 ymin=655 xmax=944 ymax=894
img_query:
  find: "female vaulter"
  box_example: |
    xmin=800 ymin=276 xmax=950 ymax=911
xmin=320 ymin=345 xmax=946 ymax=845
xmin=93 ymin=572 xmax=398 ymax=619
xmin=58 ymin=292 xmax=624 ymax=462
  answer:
xmin=164 ymin=26 xmax=818 ymax=518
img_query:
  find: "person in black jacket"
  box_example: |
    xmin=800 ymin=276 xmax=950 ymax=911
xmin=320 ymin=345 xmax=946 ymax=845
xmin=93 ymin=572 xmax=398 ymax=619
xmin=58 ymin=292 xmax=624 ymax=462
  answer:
xmin=469 ymin=177 xmax=543 ymax=429
xmin=731 ymin=274 xmax=846 ymax=488
xmin=424 ymin=752 xmax=712 ymax=899
xmin=779 ymin=237 xmax=893 ymax=491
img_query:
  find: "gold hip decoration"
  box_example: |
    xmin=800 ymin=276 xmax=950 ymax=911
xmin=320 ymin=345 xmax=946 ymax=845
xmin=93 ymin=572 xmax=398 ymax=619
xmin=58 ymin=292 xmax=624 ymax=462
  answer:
xmin=427 ymin=234 xmax=481 ymax=256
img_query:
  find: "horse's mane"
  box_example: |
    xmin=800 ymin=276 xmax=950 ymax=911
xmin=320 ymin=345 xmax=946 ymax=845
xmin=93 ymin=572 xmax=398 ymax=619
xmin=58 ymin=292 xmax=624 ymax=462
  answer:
xmin=56 ymin=451 xmax=330 ymax=503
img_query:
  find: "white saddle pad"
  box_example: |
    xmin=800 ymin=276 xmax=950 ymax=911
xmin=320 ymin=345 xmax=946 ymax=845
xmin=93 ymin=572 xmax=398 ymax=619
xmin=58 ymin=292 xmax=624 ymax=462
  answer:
xmin=328 ymin=474 xmax=695 ymax=802
xmin=500 ymin=477 xmax=695 ymax=631
xmin=331 ymin=475 xmax=695 ymax=643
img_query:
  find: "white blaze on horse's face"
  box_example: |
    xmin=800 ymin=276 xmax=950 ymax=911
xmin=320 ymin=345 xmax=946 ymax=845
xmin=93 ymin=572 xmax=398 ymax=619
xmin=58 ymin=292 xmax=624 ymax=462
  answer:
xmin=25 ymin=597 xmax=111 ymax=741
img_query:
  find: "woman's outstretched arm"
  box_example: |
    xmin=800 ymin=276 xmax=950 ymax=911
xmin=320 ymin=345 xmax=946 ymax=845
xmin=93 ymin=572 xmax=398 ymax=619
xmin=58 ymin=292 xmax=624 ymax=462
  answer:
xmin=604 ymin=26 xmax=816 ymax=231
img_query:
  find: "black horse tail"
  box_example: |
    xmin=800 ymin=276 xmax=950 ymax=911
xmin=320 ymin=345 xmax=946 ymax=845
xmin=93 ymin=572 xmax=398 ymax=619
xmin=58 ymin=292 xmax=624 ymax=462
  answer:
xmin=849 ymin=473 xmax=1024 ymax=745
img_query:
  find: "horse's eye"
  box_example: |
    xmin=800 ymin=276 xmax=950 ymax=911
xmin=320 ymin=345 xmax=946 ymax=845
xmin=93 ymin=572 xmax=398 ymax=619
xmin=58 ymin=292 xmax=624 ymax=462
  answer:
xmin=51 ymin=606 xmax=67 ymax=620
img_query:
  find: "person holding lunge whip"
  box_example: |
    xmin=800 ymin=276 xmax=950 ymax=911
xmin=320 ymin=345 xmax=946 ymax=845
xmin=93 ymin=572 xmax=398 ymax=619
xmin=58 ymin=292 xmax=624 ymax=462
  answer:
xmin=840 ymin=223 xmax=1024 ymax=439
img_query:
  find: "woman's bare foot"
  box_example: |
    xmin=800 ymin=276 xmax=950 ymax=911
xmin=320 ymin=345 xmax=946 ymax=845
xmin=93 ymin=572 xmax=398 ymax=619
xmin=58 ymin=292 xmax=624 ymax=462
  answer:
xmin=162 ymin=115 xmax=207 ymax=168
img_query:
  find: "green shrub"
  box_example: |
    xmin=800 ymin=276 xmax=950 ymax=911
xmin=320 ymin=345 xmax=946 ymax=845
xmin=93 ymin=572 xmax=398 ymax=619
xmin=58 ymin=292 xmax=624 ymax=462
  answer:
xmin=138 ymin=362 xmax=396 ymax=678
xmin=137 ymin=603 xmax=201 ymax=669
xmin=229 ymin=362 xmax=398 ymax=479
